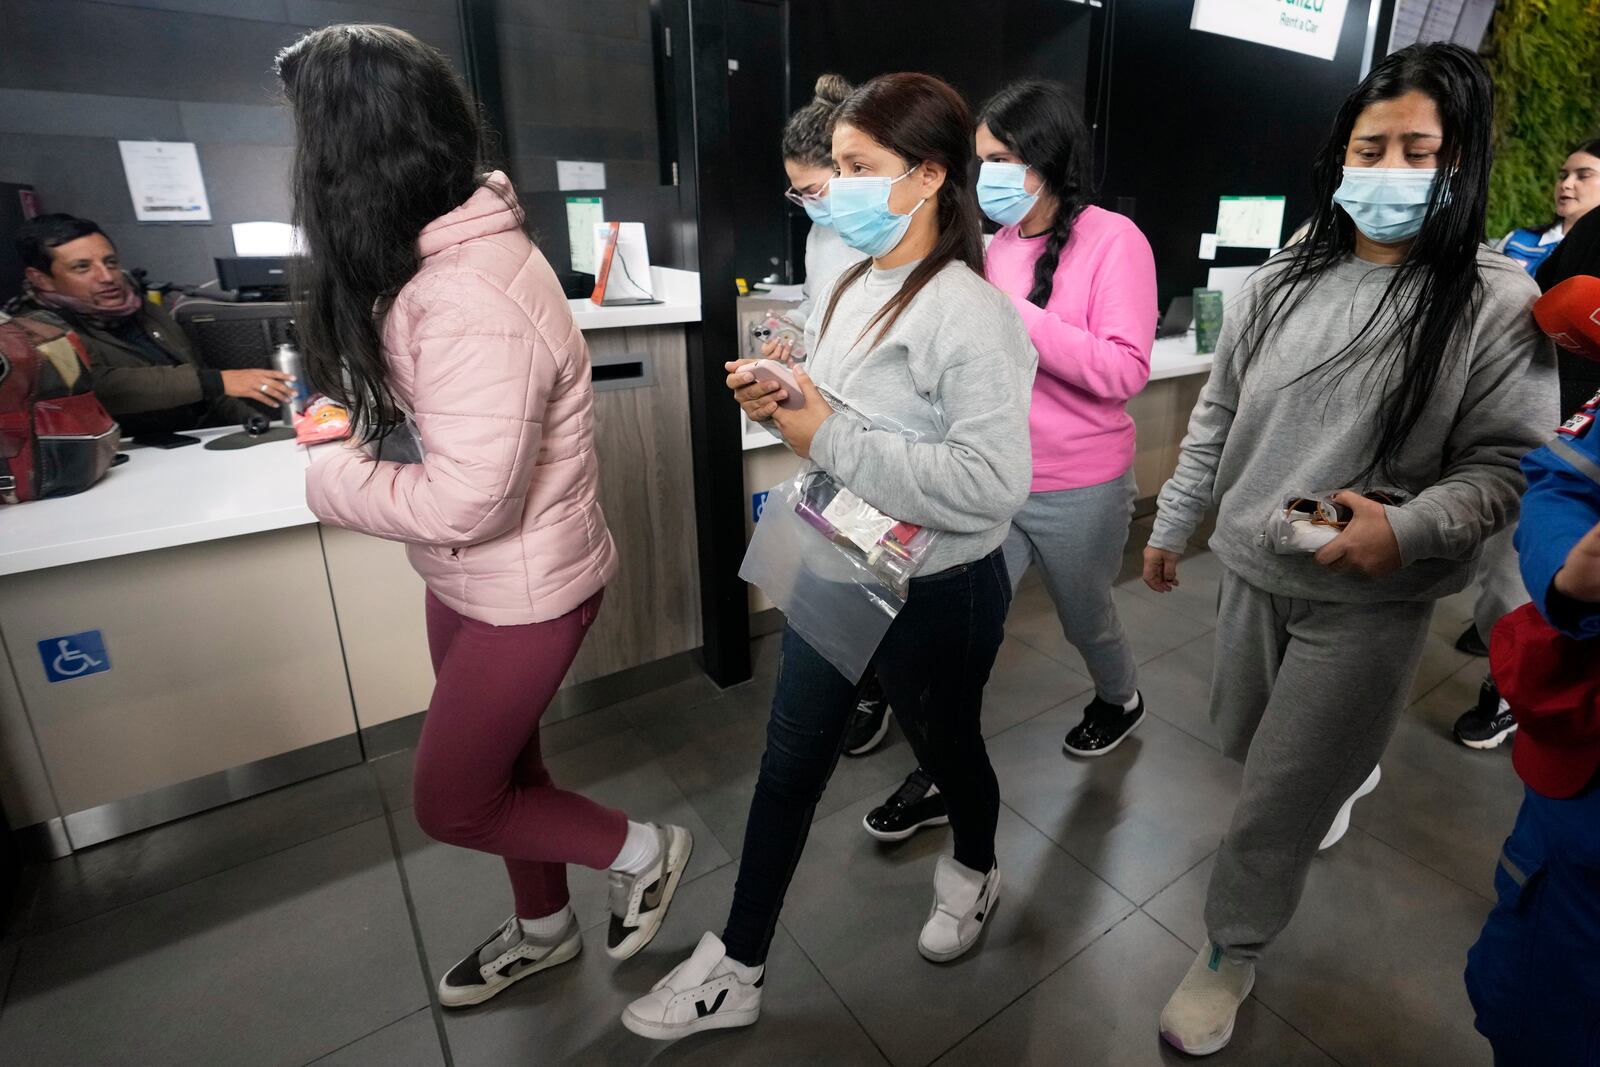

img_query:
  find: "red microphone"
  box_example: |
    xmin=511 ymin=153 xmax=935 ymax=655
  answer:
xmin=1533 ymin=275 xmax=1600 ymax=361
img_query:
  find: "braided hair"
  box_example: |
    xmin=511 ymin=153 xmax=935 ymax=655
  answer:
xmin=977 ymin=81 xmax=1093 ymax=306
xmin=782 ymin=73 xmax=853 ymax=167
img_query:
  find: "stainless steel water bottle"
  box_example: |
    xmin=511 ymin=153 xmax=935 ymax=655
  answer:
xmin=270 ymin=341 xmax=308 ymax=425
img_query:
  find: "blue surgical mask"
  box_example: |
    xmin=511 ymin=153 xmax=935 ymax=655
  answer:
xmin=977 ymin=161 xmax=1039 ymax=227
xmin=1331 ymin=166 xmax=1439 ymax=244
xmin=828 ymin=166 xmax=926 ymax=258
xmin=801 ymin=195 xmax=833 ymax=228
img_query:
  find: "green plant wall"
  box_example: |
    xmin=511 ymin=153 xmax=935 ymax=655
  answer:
xmin=1484 ymin=0 xmax=1600 ymax=239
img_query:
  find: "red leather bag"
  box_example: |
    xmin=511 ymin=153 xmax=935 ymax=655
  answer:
xmin=0 ymin=311 xmax=119 ymax=504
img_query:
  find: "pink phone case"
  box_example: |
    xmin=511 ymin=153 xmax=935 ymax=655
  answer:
xmin=747 ymin=359 xmax=805 ymax=410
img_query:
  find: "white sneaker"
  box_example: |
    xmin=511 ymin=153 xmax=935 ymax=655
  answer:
xmin=1159 ymin=942 xmax=1256 ymax=1056
xmin=621 ymin=931 xmax=764 ymax=1040
xmin=918 ymin=855 xmax=1000 ymax=963
xmin=1319 ymin=764 xmax=1381 ymax=851
xmin=437 ymin=914 xmax=581 ymax=1008
xmin=607 ymin=823 xmax=693 ymax=960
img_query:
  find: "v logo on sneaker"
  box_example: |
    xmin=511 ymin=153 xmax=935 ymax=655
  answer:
xmin=695 ymin=989 xmax=728 ymax=1017
xmin=641 ymin=876 xmax=666 ymax=912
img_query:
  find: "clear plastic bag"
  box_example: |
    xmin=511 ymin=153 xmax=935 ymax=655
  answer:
xmin=740 ymin=466 xmax=943 ymax=683
xmin=1262 ymin=489 xmax=1408 ymax=555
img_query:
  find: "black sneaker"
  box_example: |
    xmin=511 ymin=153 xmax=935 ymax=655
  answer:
xmin=843 ymin=680 xmax=891 ymax=756
xmin=1453 ymin=678 xmax=1517 ymax=750
xmin=1063 ymin=693 xmax=1145 ymax=758
xmin=1455 ymin=624 xmax=1489 ymax=657
xmin=863 ymin=768 xmax=949 ymax=841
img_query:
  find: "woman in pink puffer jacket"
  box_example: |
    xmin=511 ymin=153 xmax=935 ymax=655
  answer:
xmin=277 ymin=24 xmax=692 ymax=1008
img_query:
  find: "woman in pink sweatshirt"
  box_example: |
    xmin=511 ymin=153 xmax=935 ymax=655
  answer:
xmin=276 ymin=24 xmax=691 ymax=1010
xmin=977 ymin=80 xmax=1157 ymax=752
xmin=861 ymin=80 xmax=1158 ymax=840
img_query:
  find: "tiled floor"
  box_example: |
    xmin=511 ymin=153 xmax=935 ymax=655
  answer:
xmin=0 ymin=531 xmax=1518 ymax=1066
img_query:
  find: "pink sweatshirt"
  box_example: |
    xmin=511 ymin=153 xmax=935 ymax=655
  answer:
xmin=984 ymin=205 xmax=1157 ymax=491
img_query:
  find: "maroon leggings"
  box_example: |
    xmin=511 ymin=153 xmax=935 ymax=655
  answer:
xmin=413 ymin=590 xmax=627 ymax=919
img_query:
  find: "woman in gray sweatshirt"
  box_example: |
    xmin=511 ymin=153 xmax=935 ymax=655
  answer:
xmin=1144 ymin=44 xmax=1557 ymax=1056
xmin=623 ymin=73 xmax=1037 ymax=1042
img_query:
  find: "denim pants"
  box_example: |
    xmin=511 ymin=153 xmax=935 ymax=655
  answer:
xmin=721 ymin=549 xmax=1012 ymax=966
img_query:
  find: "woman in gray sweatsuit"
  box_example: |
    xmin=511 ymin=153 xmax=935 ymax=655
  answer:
xmin=1144 ymin=44 xmax=1558 ymax=1057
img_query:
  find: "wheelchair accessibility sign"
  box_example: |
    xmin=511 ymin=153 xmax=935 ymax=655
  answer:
xmin=39 ymin=630 xmax=111 ymax=683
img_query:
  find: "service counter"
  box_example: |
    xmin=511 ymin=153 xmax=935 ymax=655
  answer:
xmin=0 ymin=269 xmax=704 ymax=857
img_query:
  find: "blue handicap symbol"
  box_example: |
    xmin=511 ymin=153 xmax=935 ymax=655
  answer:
xmin=39 ymin=630 xmax=112 ymax=683
xmin=752 ymin=490 xmax=770 ymax=523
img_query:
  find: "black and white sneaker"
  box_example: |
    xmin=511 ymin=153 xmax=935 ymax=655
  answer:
xmin=843 ymin=679 xmax=891 ymax=756
xmin=607 ymin=824 xmax=693 ymax=961
xmin=1063 ymin=693 xmax=1145 ymax=758
xmin=863 ymin=768 xmax=949 ymax=842
xmin=438 ymin=914 xmax=581 ymax=1008
xmin=622 ymin=931 xmax=763 ymax=1040
xmin=1453 ymin=678 xmax=1517 ymax=750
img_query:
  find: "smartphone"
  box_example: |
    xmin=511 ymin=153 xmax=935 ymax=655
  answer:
xmin=745 ymin=359 xmax=806 ymax=410
xmin=132 ymin=432 xmax=202 ymax=449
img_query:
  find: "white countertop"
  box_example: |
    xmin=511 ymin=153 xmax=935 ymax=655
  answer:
xmin=568 ymin=266 xmax=701 ymax=330
xmin=0 ymin=429 xmax=315 ymax=577
xmin=1147 ymin=334 xmax=1214 ymax=383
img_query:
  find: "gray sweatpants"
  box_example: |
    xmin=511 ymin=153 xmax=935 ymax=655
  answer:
xmin=1205 ymin=567 xmax=1433 ymax=960
xmin=1001 ymin=470 xmax=1139 ymax=704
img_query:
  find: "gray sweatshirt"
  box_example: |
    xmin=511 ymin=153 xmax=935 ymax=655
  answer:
xmin=1150 ymin=248 xmax=1558 ymax=603
xmin=793 ymin=223 xmax=867 ymax=328
xmin=804 ymin=258 xmax=1037 ymax=576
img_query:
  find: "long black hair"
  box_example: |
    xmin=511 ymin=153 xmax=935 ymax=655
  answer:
xmin=977 ymin=80 xmax=1094 ymax=306
xmin=783 ymin=73 xmax=853 ymax=167
xmin=819 ymin=73 xmax=986 ymax=348
xmin=1243 ymin=42 xmax=1494 ymax=485
xmin=275 ymin=24 xmax=496 ymax=441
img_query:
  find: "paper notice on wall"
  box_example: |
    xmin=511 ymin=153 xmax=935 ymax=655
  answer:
xmin=118 ymin=141 xmax=211 ymax=222
xmin=1215 ymin=196 xmax=1286 ymax=250
xmin=566 ymin=197 xmax=604 ymax=274
xmin=1198 ymin=232 xmax=1219 ymax=260
xmin=1387 ymin=0 xmax=1495 ymax=52
xmin=1190 ymin=0 xmax=1350 ymax=61
xmin=557 ymin=160 xmax=607 ymax=191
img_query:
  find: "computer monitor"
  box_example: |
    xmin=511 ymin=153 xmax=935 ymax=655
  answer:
xmin=171 ymin=298 xmax=294 ymax=372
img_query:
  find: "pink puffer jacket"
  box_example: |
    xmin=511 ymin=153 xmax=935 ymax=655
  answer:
xmin=306 ymin=173 xmax=618 ymax=626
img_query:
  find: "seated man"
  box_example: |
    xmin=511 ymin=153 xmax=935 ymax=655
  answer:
xmin=11 ymin=214 xmax=293 ymax=436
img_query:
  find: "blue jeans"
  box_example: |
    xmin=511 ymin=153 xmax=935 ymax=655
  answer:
xmin=1466 ymin=782 xmax=1600 ymax=1066
xmin=721 ymin=549 xmax=1012 ymax=966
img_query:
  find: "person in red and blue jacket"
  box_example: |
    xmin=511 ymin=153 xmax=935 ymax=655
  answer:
xmin=1465 ymin=386 xmax=1600 ymax=1067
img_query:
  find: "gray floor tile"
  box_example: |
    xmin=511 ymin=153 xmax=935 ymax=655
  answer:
xmin=26 ymin=763 xmax=384 ymax=933
xmin=0 ymin=819 xmax=428 ymax=1067
xmin=1143 ymin=833 xmax=1495 ymax=1067
xmin=778 ymin=796 xmax=1134 ymax=1067
xmin=938 ymin=910 xmax=1336 ymax=1066
xmin=395 ymin=728 xmax=731 ymax=982
xmin=988 ymin=705 xmax=1241 ymax=904
xmin=0 ymin=938 xmax=19 ymax=1026
xmin=1007 ymin=582 xmax=1212 ymax=683
xmin=437 ymin=862 xmax=888 ymax=1066
xmin=1123 ymin=549 xmax=1225 ymax=627
xmin=1409 ymin=620 xmax=1481 ymax=703
xmin=982 ymin=637 xmax=1094 ymax=738
xmin=311 ymin=1008 xmax=445 ymax=1067
xmin=1130 ymin=631 xmax=1219 ymax=751
xmin=1352 ymin=664 xmax=1522 ymax=901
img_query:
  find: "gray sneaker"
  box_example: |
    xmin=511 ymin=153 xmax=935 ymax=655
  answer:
xmin=438 ymin=914 xmax=581 ymax=1008
xmin=607 ymin=823 xmax=693 ymax=960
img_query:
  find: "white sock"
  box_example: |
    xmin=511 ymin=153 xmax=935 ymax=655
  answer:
xmin=519 ymin=905 xmax=573 ymax=938
xmin=715 ymin=954 xmax=763 ymax=984
xmin=610 ymin=820 xmax=662 ymax=875
xmin=1120 ymin=691 xmax=1141 ymax=713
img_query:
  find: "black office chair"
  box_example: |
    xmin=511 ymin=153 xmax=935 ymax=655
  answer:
xmin=171 ymin=298 xmax=295 ymax=371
